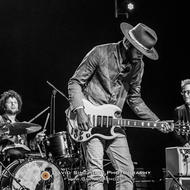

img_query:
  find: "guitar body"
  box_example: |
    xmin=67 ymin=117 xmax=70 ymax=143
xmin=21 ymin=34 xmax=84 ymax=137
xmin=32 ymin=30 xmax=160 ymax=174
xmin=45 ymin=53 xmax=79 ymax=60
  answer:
xmin=66 ymin=99 xmax=122 ymax=142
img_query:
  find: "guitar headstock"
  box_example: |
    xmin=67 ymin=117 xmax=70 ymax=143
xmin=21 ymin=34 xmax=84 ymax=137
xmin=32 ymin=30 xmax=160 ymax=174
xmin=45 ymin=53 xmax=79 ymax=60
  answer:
xmin=174 ymin=121 xmax=190 ymax=136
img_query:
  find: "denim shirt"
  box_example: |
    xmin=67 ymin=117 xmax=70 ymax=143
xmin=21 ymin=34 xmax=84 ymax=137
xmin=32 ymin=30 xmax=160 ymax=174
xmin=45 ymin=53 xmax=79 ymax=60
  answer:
xmin=68 ymin=41 xmax=159 ymax=121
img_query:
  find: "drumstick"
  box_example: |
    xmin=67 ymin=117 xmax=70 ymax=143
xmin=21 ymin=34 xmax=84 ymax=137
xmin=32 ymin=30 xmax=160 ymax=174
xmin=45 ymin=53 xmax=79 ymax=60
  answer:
xmin=43 ymin=112 xmax=50 ymax=132
xmin=28 ymin=106 xmax=50 ymax=123
xmin=37 ymin=143 xmax=44 ymax=158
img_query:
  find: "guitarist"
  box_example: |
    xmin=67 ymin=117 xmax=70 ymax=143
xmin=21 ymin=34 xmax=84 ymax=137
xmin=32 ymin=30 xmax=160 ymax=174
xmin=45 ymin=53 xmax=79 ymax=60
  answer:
xmin=67 ymin=22 xmax=171 ymax=190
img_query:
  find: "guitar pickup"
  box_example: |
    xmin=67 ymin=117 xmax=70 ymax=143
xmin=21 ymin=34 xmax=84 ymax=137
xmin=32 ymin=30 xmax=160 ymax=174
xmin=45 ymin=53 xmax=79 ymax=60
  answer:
xmin=97 ymin=115 xmax=102 ymax=127
xmin=103 ymin=116 xmax=107 ymax=127
xmin=108 ymin=116 xmax=112 ymax=127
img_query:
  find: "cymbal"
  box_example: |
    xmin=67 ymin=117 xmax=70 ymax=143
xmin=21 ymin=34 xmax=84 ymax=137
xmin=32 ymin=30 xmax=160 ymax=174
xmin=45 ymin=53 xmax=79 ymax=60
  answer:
xmin=8 ymin=122 xmax=42 ymax=135
xmin=2 ymin=143 xmax=31 ymax=152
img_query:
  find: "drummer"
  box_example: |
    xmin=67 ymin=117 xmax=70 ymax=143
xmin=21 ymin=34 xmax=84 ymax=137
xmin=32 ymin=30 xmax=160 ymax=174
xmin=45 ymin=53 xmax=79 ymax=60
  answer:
xmin=0 ymin=90 xmax=29 ymax=166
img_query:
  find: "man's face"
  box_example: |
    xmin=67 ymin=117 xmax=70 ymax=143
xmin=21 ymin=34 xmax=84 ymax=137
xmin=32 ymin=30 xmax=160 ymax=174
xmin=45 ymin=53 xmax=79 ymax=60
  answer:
xmin=5 ymin=97 xmax=19 ymax=115
xmin=128 ymin=46 xmax=143 ymax=63
xmin=181 ymin=84 xmax=190 ymax=106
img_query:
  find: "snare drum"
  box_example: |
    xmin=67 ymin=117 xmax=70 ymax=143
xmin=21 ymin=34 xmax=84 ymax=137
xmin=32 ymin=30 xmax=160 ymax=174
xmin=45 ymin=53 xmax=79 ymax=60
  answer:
xmin=0 ymin=158 xmax=65 ymax=190
xmin=43 ymin=131 xmax=72 ymax=160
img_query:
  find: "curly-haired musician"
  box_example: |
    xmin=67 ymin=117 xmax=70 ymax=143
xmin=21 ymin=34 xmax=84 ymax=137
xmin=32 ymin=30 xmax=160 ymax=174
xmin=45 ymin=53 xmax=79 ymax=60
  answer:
xmin=0 ymin=90 xmax=29 ymax=166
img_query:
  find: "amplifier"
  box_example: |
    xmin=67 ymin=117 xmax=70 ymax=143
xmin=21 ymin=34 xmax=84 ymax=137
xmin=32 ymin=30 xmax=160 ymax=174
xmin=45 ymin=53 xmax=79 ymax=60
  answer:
xmin=165 ymin=147 xmax=190 ymax=176
xmin=165 ymin=177 xmax=190 ymax=190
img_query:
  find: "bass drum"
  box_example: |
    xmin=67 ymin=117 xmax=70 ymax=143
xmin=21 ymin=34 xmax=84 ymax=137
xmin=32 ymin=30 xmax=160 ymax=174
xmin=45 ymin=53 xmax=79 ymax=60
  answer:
xmin=0 ymin=158 xmax=65 ymax=190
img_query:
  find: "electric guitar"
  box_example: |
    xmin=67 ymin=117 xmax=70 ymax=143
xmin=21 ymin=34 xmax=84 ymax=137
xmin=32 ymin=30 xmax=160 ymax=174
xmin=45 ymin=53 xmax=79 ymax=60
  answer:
xmin=66 ymin=99 xmax=188 ymax=142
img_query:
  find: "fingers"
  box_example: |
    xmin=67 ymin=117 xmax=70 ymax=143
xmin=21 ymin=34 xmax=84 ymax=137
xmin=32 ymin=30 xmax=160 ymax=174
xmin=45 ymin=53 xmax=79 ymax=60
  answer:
xmin=78 ymin=122 xmax=89 ymax=131
xmin=160 ymin=122 xmax=172 ymax=133
xmin=184 ymin=143 xmax=190 ymax=147
xmin=160 ymin=127 xmax=168 ymax=133
xmin=76 ymin=109 xmax=90 ymax=131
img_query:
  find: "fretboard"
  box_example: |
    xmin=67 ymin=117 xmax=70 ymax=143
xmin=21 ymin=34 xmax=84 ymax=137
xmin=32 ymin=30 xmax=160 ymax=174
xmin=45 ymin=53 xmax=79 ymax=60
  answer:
xmin=113 ymin=119 xmax=164 ymax=129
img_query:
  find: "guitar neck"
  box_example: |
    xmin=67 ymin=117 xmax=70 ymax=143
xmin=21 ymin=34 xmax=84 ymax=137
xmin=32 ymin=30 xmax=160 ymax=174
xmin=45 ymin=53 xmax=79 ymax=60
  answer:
xmin=113 ymin=118 xmax=164 ymax=129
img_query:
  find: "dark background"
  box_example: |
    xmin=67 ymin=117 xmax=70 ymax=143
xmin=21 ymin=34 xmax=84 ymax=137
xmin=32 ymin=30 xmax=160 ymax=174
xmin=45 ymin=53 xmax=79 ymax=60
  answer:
xmin=0 ymin=0 xmax=184 ymax=182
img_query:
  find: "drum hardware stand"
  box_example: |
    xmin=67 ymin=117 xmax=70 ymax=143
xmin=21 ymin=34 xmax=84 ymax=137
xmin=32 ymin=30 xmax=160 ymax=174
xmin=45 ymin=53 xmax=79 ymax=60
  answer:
xmin=68 ymin=143 xmax=87 ymax=190
xmin=167 ymin=170 xmax=187 ymax=190
xmin=36 ymin=112 xmax=50 ymax=158
xmin=68 ymin=170 xmax=87 ymax=190
xmin=66 ymin=130 xmax=77 ymax=158
xmin=0 ymin=161 xmax=29 ymax=190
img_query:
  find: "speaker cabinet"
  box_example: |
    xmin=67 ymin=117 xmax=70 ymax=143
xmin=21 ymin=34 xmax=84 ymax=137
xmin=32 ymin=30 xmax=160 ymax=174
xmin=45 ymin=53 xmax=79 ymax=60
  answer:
xmin=165 ymin=177 xmax=190 ymax=190
xmin=165 ymin=147 xmax=190 ymax=176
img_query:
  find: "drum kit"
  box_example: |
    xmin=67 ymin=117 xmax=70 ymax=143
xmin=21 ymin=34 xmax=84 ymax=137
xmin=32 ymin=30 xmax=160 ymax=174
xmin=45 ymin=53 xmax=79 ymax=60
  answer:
xmin=0 ymin=121 xmax=86 ymax=190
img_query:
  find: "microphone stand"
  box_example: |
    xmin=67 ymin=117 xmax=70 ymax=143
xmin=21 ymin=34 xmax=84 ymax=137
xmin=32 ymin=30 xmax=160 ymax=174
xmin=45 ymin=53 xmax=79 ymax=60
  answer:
xmin=50 ymin=89 xmax=57 ymax=135
xmin=46 ymin=81 xmax=69 ymax=135
xmin=46 ymin=81 xmax=69 ymax=101
xmin=47 ymin=81 xmax=85 ymax=189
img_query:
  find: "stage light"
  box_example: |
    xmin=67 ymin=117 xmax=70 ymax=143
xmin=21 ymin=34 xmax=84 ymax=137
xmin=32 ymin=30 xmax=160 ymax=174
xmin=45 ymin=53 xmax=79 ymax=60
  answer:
xmin=115 ymin=0 xmax=135 ymax=18
xmin=127 ymin=2 xmax=134 ymax=12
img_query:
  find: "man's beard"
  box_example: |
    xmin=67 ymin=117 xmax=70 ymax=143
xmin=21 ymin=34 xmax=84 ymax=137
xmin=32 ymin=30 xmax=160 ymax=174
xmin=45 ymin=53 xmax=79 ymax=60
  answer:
xmin=5 ymin=109 xmax=19 ymax=115
xmin=131 ymin=58 xmax=141 ymax=64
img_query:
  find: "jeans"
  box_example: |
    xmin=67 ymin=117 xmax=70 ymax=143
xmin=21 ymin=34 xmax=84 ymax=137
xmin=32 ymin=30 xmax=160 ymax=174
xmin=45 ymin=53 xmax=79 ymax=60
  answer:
xmin=83 ymin=135 xmax=134 ymax=190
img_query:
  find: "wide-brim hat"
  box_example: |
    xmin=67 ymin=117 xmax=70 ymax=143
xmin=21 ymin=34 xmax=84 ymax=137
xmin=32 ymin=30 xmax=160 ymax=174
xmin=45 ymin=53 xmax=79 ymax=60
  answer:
xmin=120 ymin=22 xmax=159 ymax=60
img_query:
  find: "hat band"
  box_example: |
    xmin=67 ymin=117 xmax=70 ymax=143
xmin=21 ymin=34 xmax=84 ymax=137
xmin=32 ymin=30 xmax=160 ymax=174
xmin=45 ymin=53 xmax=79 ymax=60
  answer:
xmin=128 ymin=30 xmax=152 ymax=52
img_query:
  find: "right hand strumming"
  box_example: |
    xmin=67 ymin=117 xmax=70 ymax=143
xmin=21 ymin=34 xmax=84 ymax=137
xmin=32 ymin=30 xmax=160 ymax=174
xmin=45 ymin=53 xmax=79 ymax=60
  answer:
xmin=76 ymin=108 xmax=91 ymax=131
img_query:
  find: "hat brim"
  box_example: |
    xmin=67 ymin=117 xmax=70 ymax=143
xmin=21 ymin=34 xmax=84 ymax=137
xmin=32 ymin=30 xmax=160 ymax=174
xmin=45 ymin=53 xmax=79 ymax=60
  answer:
xmin=120 ymin=22 xmax=159 ymax=60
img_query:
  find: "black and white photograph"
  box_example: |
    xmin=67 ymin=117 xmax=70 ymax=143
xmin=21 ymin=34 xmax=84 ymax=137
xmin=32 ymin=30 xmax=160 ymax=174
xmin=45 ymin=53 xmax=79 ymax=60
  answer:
xmin=0 ymin=0 xmax=187 ymax=190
